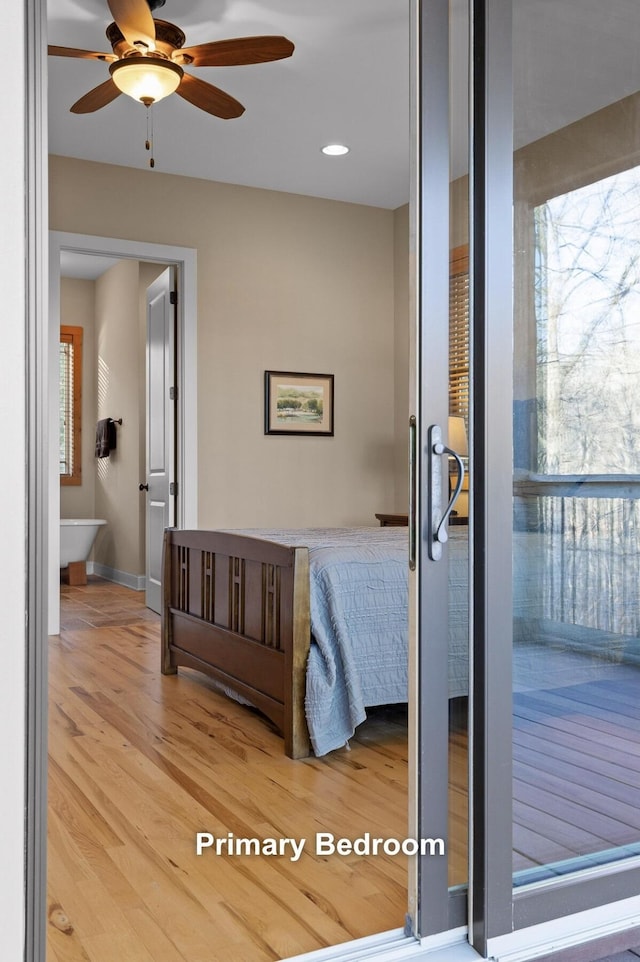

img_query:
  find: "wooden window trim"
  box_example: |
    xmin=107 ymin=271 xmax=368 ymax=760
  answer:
xmin=60 ymin=324 xmax=83 ymax=486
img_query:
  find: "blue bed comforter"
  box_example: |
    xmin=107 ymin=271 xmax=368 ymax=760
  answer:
xmin=233 ymin=527 xmax=469 ymax=756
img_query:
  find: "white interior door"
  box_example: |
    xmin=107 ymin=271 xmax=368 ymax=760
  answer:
xmin=144 ymin=266 xmax=177 ymax=613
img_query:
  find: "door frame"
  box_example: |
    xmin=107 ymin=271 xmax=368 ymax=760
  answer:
xmin=24 ymin=0 xmax=640 ymax=960
xmin=48 ymin=231 xmax=198 ymax=634
xmin=413 ymin=0 xmax=469 ymax=938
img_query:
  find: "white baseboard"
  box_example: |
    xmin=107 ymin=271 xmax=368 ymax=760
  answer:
xmin=90 ymin=562 xmax=146 ymax=592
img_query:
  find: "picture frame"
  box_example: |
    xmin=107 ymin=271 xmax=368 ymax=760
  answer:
xmin=264 ymin=370 xmax=334 ymax=436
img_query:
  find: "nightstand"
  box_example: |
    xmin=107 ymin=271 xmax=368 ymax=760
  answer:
xmin=375 ymin=513 xmax=409 ymax=526
xmin=375 ymin=512 xmax=468 ymax=526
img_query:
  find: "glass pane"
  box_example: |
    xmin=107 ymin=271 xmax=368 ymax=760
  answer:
xmin=535 ymin=171 xmax=640 ymax=475
xmin=513 ymin=0 xmax=640 ymax=885
xmin=449 ymin=0 xmax=470 ymax=892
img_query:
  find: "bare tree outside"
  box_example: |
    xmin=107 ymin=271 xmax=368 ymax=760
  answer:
xmin=516 ymin=169 xmax=640 ymax=639
xmin=534 ymin=167 xmax=640 ymax=475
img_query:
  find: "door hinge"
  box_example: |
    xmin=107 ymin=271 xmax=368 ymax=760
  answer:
xmin=169 ymin=290 xmax=177 ymax=305
xmin=169 ymin=385 xmax=178 ymax=400
xmin=170 ymin=482 xmax=178 ymax=497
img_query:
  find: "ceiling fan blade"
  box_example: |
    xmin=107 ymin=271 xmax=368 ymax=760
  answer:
xmin=176 ymin=73 xmax=245 ymax=119
xmin=180 ymin=35 xmax=294 ymax=67
xmin=49 ymin=44 xmax=116 ymax=62
xmin=70 ymin=79 xmax=122 ymax=114
xmin=107 ymin=0 xmax=156 ymax=51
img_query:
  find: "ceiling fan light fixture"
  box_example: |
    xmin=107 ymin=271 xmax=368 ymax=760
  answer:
xmin=109 ymin=56 xmax=183 ymax=105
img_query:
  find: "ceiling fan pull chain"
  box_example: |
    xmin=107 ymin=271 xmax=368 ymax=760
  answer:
xmin=145 ymin=104 xmax=155 ymax=169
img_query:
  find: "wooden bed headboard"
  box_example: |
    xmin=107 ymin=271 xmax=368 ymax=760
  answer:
xmin=161 ymin=528 xmax=312 ymax=758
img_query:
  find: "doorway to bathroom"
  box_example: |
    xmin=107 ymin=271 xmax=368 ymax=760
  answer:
xmin=48 ymin=232 xmax=198 ymax=635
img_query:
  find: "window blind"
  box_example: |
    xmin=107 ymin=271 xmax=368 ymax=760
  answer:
xmin=449 ymin=245 xmax=469 ymax=425
xmin=59 ymin=333 xmax=74 ymax=476
xmin=59 ymin=325 xmax=83 ymax=484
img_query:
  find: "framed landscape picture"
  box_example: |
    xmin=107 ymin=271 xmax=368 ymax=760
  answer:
xmin=264 ymin=370 xmax=334 ymax=436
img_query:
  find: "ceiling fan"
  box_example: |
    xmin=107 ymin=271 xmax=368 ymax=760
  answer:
xmin=48 ymin=0 xmax=294 ymax=119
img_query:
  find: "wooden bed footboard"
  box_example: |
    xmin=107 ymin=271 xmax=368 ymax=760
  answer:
xmin=161 ymin=528 xmax=311 ymax=758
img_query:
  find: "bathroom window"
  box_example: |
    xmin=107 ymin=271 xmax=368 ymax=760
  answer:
xmin=60 ymin=325 xmax=82 ymax=486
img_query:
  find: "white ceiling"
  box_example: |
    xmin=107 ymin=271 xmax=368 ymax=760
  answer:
xmin=59 ymin=250 xmax=121 ymax=278
xmin=47 ymin=0 xmax=411 ymax=211
xmin=48 ymin=0 xmax=640 ymax=221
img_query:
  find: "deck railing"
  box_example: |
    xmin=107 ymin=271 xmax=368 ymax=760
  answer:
xmin=514 ymin=477 xmax=640 ymax=644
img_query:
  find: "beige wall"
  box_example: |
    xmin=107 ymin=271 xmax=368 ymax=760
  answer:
xmin=60 ymin=277 xmax=97 ymax=521
xmin=393 ymin=203 xmax=410 ymax=511
xmin=94 ymin=259 xmax=144 ymax=576
xmin=50 ymin=156 xmax=399 ymax=528
xmin=450 ymin=176 xmax=469 ymax=250
xmin=514 ymin=90 xmax=640 ymax=207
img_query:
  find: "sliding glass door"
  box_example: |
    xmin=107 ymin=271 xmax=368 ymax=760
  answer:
xmin=24 ymin=0 xmax=640 ymax=958
xmin=510 ymin=0 xmax=640 ymax=924
xmin=412 ymin=0 xmax=471 ymax=937
xmin=467 ymin=0 xmax=640 ymax=951
xmin=513 ymin=166 xmax=640 ymax=885
xmin=415 ymin=0 xmax=640 ymax=951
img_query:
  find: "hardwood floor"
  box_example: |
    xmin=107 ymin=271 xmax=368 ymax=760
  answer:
xmin=50 ymin=580 xmax=640 ymax=960
xmin=48 ymin=579 xmax=414 ymax=962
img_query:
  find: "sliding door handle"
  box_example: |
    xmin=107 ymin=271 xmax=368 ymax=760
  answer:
xmin=433 ymin=439 xmax=465 ymax=542
xmin=427 ymin=424 xmax=465 ymax=560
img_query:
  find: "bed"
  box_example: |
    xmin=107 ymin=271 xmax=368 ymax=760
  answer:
xmin=161 ymin=526 xmax=469 ymax=758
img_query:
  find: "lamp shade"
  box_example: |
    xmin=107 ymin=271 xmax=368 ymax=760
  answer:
xmin=448 ymin=416 xmax=468 ymax=456
xmin=109 ymin=57 xmax=183 ymax=105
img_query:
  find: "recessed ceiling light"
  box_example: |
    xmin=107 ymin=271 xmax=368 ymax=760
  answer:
xmin=322 ymin=144 xmax=350 ymax=156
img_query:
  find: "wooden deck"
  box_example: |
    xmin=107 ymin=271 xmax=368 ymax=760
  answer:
xmin=48 ymin=579 xmax=640 ymax=961
xmin=513 ymin=674 xmax=640 ymax=880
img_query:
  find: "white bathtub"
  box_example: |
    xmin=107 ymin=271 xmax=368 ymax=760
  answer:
xmin=60 ymin=519 xmax=107 ymax=567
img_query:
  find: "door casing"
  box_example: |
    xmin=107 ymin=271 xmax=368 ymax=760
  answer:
xmin=48 ymin=231 xmax=198 ymax=634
